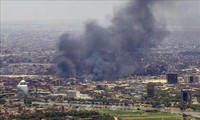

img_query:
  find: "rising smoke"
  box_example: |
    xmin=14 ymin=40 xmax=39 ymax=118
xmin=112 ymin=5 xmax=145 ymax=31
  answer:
xmin=56 ymin=0 xmax=168 ymax=81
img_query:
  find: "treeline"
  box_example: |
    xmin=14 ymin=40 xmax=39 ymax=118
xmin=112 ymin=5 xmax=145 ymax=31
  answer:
xmin=9 ymin=110 xmax=114 ymax=120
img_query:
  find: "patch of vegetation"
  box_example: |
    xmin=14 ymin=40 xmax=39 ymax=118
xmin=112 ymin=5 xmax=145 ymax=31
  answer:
xmin=9 ymin=110 xmax=114 ymax=120
xmin=100 ymin=110 xmax=182 ymax=120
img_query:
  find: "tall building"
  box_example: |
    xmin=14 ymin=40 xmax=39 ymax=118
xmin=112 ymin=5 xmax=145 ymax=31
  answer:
xmin=17 ymin=80 xmax=28 ymax=95
xmin=181 ymin=89 xmax=192 ymax=102
xmin=189 ymin=76 xmax=194 ymax=83
xmin=147 ymin=83 xmax=155 ymax=98
xmin=167 ymin=73 xmax=178 ymax=84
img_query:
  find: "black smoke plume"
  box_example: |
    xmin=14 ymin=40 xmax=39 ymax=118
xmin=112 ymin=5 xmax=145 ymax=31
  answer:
xmin=56 ymin=0 xmax=167 ymax=81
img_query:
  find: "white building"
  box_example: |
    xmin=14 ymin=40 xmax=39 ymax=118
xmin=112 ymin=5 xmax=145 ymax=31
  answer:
xmin=17 ymin=80 xmax=28 ymax=95
xmin=66 ymin=90 xmax=92 ymax=99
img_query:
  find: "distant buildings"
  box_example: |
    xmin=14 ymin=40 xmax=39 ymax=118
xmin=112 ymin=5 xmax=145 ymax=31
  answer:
xmin=167 ymin=73 xmax=178 ymax=84
xmin=53 ymin=80 xmax=64 ymax=86
xmin=181 ymin=89 xmax=192 ymax=102
xmin=17 ymin=80 xmax=28 ymax=95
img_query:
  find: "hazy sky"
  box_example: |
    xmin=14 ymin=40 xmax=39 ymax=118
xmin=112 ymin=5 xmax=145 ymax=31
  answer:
xmin=1 ymin=0 xmax=200 ymax=28
xmin=1 ymin=1 xmax=125 ymax=22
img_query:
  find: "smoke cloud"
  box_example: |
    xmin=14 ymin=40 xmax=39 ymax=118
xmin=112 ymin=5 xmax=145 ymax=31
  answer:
xmin=56 ymin=0 xmax=168 ymax=81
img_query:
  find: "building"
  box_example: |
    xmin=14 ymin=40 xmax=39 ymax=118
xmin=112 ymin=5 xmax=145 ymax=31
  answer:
xmin=66 ymin=90 xmax=91 ymax=99
xmin=96 ymin=84 xmax=110 ymax=90
xmin=181 ymin=89 xmax=192 ymax=102
xmin=53 ymin=80 xmax=64 ymax=86
xmin=147 ymin=83 xmax=155 ymax=98
xmin=167 ymin=74 xmax=178 ymax=84
xmin=17 ymin=80 xmax=28 ymax=95
xmin=189 ymin=76 xmax=194 ymax=83
xmin=188 ymin=76 xmax=199 ymax=83
xmin=67 ymin=90 xmax=80 ymax=98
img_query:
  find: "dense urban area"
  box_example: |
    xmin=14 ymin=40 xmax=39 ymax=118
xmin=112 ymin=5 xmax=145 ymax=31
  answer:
xmin=1 ymin=22 xmax=200 ymax=120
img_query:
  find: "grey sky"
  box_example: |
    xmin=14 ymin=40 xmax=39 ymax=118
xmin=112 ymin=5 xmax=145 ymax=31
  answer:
xmin=1 ymin=0 xmax=200 ymax=28
xmin=1 ymin=1 xmax=125 ymax=22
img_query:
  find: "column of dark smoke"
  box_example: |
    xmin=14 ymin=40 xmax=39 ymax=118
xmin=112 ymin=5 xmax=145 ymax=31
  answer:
xmin=56 ymin=0 xmax=167 ymax=81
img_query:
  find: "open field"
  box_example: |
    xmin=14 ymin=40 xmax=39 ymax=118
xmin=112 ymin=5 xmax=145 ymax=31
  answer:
xmin=100 ymin=110 xmax=183 ymax=120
